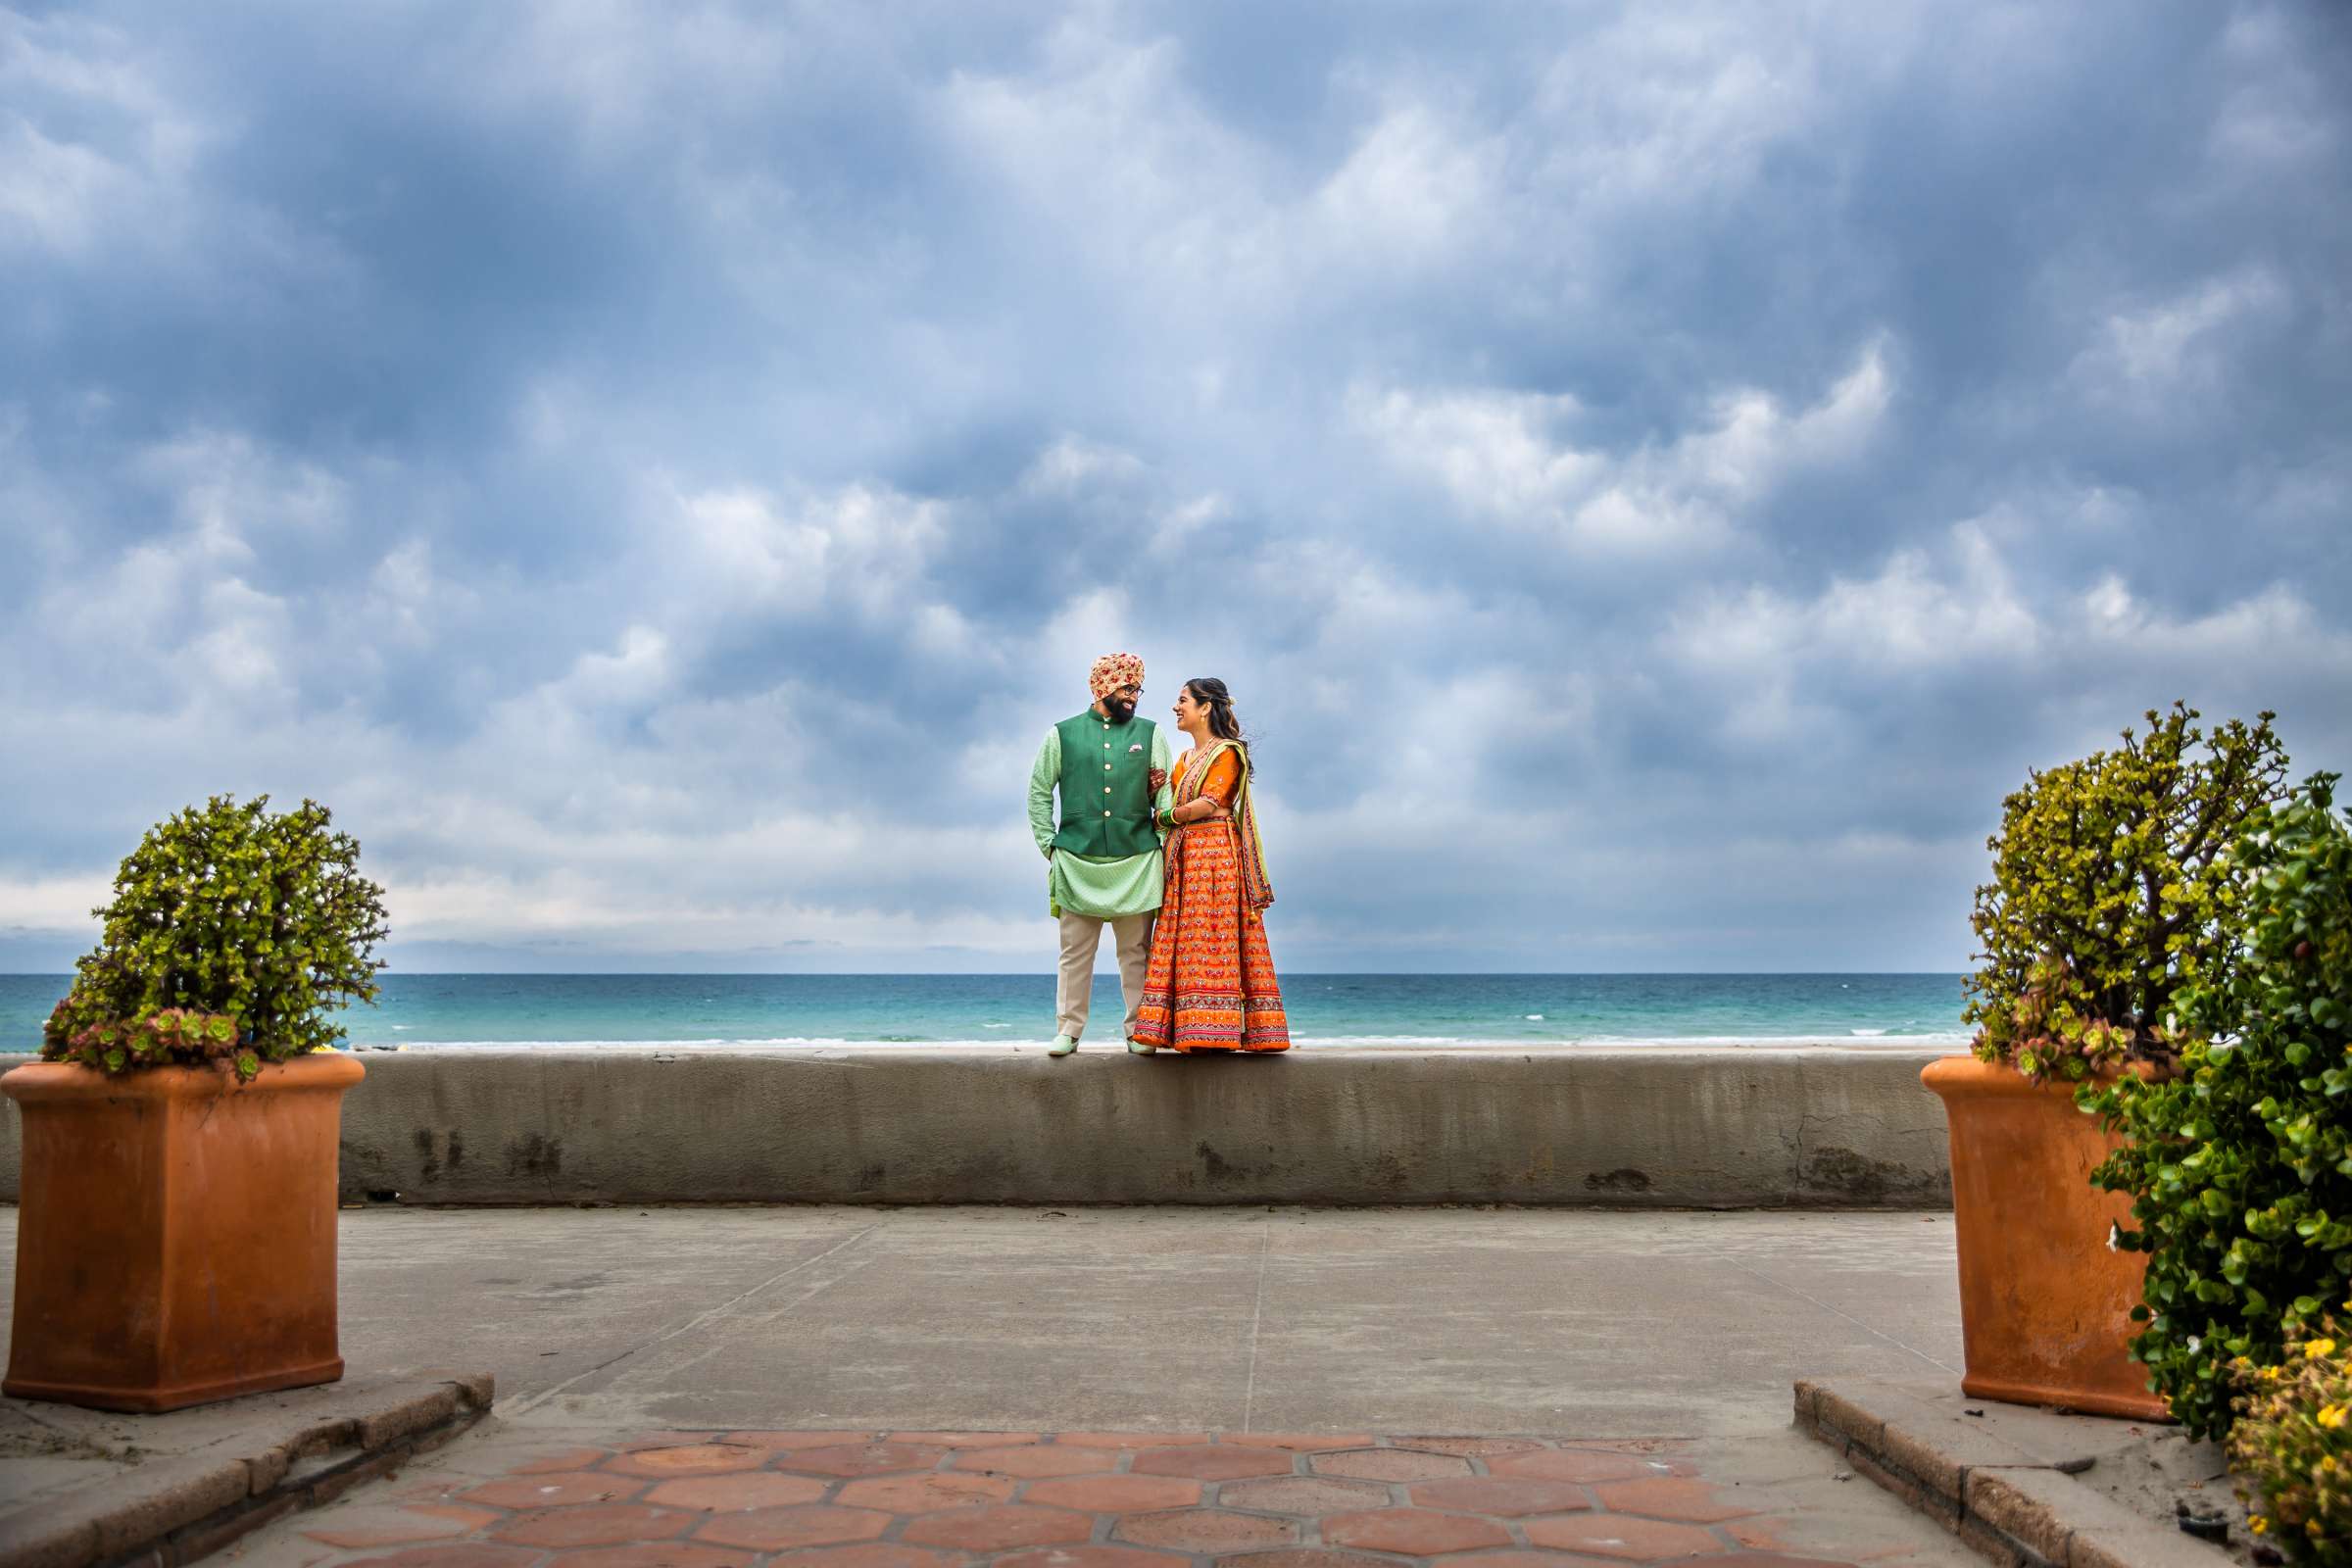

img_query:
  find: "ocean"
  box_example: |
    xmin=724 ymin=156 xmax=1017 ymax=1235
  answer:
xmin=0 ymin=972 xmax=1968 ymax=1051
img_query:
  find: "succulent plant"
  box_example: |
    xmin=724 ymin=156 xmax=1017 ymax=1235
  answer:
xmin=1965 ymin=703 xmax=2289 ymax=1082
xmin=38 ymin=795 xmax=388 ymax=1081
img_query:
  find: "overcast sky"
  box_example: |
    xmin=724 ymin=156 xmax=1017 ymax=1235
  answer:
xmin=3 ymin=1 xmax=2347 ymax=974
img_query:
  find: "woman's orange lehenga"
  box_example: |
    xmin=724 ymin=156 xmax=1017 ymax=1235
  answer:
xmin=1132 ymin=743 xmax=1290 ymax=1053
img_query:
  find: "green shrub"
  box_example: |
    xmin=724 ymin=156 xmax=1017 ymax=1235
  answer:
xmin=2086 ymin=773 xmax=2352 ymax=1439
xmin=1964 ymin=703 xmax=2288 ymax=1082
xmin=2230 ymin=1308 xmax=2351 ymax=1563
xmin=41 ymin=796 xmax=388 ymax=1080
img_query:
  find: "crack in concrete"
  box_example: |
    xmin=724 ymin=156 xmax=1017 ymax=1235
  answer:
xmin=1730 ymin=1256 xmax=1960 ymax=1377
xmin=1240 ymin=1222 xmax=1273 ymax=1432
xmin=504 ymin=1219 xmax=886 ymax=1415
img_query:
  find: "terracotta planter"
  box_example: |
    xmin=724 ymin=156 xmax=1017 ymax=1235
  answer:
xmin=3 ymin=1052 xmax=365 ymax=1412
xmin=1921 ymin=1054 xmax=2170 ymax=1422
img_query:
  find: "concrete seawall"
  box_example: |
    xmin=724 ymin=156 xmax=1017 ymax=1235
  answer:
xmin=1 ymin=1046 xmax=1956 ymax=1207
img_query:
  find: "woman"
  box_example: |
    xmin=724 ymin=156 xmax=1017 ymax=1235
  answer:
xmin=1130 ymin=678 xmax=1290 ymax=1054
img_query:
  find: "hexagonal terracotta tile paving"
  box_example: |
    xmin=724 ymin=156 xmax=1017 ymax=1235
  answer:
xmin=339 ymin=1547 xmax=542 ymax=1568
xmin=1311 ymin=1446 xmax=1476 ymax=1482
xmin=714 ymin=1430 xmax=872 ymax=1450
xmin=301 ymin=1504 xmax=501 ymax=1549
xmin=1410 ymin=1476 xmax=1596 ymax=1516
xmin=543 ymin=1546 xmax=753 ymax=1568
xmin=298 ymin=1429 xmax=1904 ymax=1568
xmin=899 ymin=1503 xmax=1095 ymax=1551
xmin=488 ymin=1504 xmax=698 ymax=1549
xmin=953 ymin=1443 xmax=1126 ymax=1478
xmin=1217 ymin=1476 xmax=1393 ymax=1514
xmin=836 ymin=1470 xmax=1019 ymax=1511
xmin=1129 ymin=1444 xmax=1298 ymax=1480
xmin=1322 ymin=1507 xmax=1516 ymax=1554
xmin=1399 ymin=1436 xmax=1546 ymax=1456
xmin=772 ymin=1442 xmax=950 ymax=1478
xmin=642 ymin=1472 xmax=831 ymax=1511
xmin=777 ymin=1548 xmax=967 ymax=1568
xmin=692 ymin=1503 xmax=895 ymax=1551
xmin=996 ymin=1549 xmax=1189 ymax=1568
xmin=601 ymin=1444 xmax=769 ymax=1478
xmin=1112 ymin=1506 xmax=1299 ymax=1553
xmin=1024 ymin=1474 xmax=1204 ymax=1512
xmin=1220 ymin=1432 xmax=1375 ymax=1451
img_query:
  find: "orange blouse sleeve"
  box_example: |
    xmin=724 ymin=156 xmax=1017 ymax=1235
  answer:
xmin=1200 ymin=749 xmax=1244 ymax=808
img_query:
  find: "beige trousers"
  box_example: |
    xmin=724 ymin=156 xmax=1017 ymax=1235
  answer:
xmin=1056 ymin=910 xmax=1155 ymax=1041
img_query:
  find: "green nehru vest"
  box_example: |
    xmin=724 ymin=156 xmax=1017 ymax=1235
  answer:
xmin=1051 ymin=710 xmax=1161 ymax=858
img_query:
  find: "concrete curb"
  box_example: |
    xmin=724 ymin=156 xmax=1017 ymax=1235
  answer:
xmin=0 ymin=1374 xmax=494 ymax=1568
xmin=1795 ymin=1378 xmax=2230 ymax=1568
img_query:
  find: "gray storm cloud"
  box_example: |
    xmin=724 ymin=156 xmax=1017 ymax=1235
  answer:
xmin=1 ymin=1 xmax=2346 ymax=972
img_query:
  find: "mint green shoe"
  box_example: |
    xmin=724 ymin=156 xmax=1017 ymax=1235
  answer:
xmin=1049 ymin=1034 xmax=1078 ymax=1057
xmin=1127 ymin=1038 xmax=1157 ymax=1054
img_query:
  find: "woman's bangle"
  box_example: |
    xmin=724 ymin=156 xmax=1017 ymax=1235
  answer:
xmin=1157 ymin=808 xmax=1176 ymax=829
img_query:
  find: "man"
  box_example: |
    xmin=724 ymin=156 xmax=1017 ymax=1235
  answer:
xmin=1026 ymin=653 xmax=1175 ymax=1055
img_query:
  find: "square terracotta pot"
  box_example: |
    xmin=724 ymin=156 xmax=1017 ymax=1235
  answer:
xmin=1922 ymin=1054 xmax=2170 ymax=1422
xmin=4 ymin=1053 xmax=365 ymax=1412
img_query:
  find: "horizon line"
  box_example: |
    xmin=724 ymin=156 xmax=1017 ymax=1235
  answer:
xmin=0 ymin=969 xmax=1971 ymax=979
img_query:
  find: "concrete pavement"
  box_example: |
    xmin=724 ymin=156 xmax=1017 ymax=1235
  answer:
xmin=7 ymin=1205 xmax=1964 ymax=1439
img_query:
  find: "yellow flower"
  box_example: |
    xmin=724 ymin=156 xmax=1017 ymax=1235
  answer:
xmin=2252 ymin=1516 xmax=2269 ymax=1535
xmin=2321 ymin=1404 xmax=2348 ymax=1429
xmin=2303 ymin=1338 xmax=2338 ymax=1359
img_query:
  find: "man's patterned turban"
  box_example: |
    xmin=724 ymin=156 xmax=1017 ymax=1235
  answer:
xmin=1089 ymin=653 xmax=1145 ymax=700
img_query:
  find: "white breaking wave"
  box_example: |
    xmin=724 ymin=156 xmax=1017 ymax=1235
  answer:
xmin=346 ymin=1032 xmax=1970 ymax=1051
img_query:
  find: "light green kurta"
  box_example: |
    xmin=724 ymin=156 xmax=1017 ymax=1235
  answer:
xmin=1028 ymin=721 xmax=1175 ymax=918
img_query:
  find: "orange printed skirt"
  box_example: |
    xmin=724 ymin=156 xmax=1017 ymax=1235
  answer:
xmin=1133 ymin=820 xmax=1290 ymax=1052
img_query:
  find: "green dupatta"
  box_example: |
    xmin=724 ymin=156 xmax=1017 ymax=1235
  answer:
xmin=1176 ymin=739 xmax=1275 ymax=911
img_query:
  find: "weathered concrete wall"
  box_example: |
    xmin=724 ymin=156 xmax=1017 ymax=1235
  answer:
xmin=0 ymin=1047 xmax=1956 ymax=1207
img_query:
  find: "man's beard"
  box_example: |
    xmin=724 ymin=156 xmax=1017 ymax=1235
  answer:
xmin=1100 ymin=696 xmax=1136 ymax=723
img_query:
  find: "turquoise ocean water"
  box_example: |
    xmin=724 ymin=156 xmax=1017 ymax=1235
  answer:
xmin=0 ymin=972 xmax=1967 ymax=1051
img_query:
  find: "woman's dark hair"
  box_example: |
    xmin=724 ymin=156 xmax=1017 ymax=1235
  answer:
xmin=1184 ymin=678 xmax=1246 ymax=746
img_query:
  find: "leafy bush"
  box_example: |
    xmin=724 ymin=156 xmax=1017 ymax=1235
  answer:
xmin=2085 ymin=773 xmax=2352 ymax=1439
xmin=2230 ymin=1309 xmax=2351 ymax=1564
xmin=40 ymin=796 xmax=388 ymax=1080
xmin=1965 ymin=703 xmax=2288 ymax=1082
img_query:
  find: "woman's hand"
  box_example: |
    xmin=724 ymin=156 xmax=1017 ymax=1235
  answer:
xmin=1149 ymin=768 xmax=1167 ymax=792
